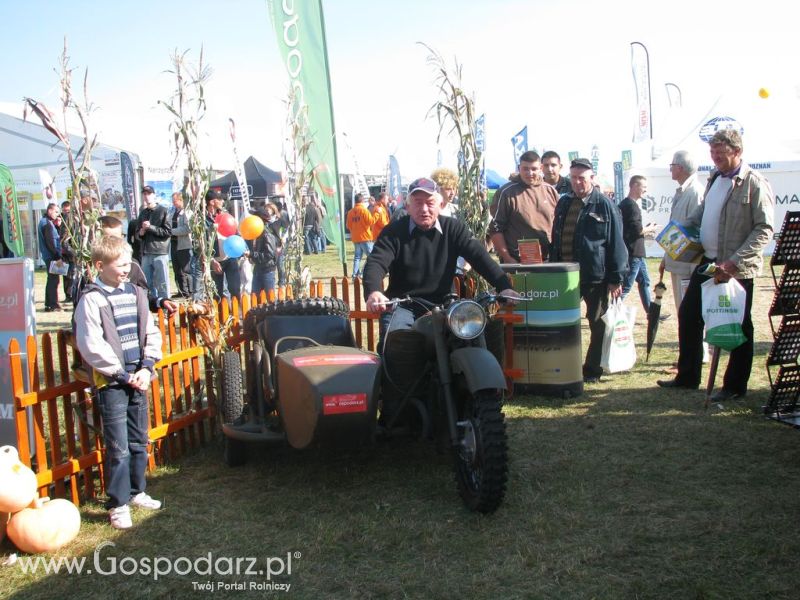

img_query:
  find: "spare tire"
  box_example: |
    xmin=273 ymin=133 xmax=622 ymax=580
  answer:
xmin=244 ymin=297 xmax=350 ymax=336
xmin=220 ymin=351 xmax=244 ymax=425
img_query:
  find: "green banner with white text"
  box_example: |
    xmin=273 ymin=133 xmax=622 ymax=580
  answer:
xmin=0 ymin=164 xmax=24 ymax=257
xmin=268 ymin=0 xmax=345 ymax=263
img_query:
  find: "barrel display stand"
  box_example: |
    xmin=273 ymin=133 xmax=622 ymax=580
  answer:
xmin=500 ymin=263 xmax=583 ymax=398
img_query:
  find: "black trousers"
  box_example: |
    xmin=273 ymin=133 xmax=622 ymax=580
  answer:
xmin=44 ymin=260 xmax=61 ymax=309
xmin=171 ymin=245 xmax=193 ymax=296
xmin=676 ymin=261 xmax=754 ymax=393
xmin=581 ymin=283 xmax=609 ymax=378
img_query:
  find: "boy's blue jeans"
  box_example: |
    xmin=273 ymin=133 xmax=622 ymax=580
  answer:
xmin=98 ymin=384 xmax=149 ymax=509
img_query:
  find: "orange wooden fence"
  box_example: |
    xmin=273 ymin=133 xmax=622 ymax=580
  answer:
xmin=8 ymin=279 xmax=381 ymax=505
xmin=9 ymin=276 xmax=516 ymax=506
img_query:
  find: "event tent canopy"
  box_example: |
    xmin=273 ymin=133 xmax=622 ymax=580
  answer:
xmin=209 ymin=156 xmax=283 ymax=198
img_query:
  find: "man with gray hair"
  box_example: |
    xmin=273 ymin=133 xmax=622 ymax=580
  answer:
xmin=659 ymin=150 xmax=705 ymax=312
xmin=657 ymin=130 xmax=773 ymax=400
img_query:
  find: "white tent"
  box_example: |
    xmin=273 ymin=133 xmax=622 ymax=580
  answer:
xmin=0 ymin=109 xmax=142 ymax=260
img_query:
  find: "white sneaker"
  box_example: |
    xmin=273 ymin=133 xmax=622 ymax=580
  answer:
xmin=130 ymin=492 xmax=162 ymax=510
xmin=109 ymin=505 xmax=132 ymax=529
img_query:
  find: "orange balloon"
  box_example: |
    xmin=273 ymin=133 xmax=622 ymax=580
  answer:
xmin=239 ymin=215 xmax=265 ymax=240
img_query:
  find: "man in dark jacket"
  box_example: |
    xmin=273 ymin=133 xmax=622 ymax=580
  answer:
xmin=38 ymin=202 xmax=63 ymax=311
xmin=135 ymin=185 xmax=172 ymax=299
xmin=59 ymin=200 xmax=76 ymax=301
xmin=541 ymin=151 xmax=573 ymax=197
xmin=205 ymin=190 xmax=240 ymax=299
xmin=551 ymin=158 xmax=628 ymax=383
xmin=619 ymin=175 xmax=659 ymax=313
xmin=247 ymin=204 xmax=280 ymax=298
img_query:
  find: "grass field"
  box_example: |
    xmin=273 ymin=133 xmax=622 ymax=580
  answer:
xmin=2 ymin=251 xmax=799 ymax=600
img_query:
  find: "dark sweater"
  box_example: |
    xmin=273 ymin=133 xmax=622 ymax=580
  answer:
xmin=618 ymin=197 xmax=646 ymax=257
xmin=362 ymin=215 xmax=512 ymax=303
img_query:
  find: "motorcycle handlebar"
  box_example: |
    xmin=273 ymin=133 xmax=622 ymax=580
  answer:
xmin=381 ymin=292 xmax=517 ymax=310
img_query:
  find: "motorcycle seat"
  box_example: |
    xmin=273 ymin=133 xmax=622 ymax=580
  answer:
xmin=258 ymin=314 xmax=357 ymax=357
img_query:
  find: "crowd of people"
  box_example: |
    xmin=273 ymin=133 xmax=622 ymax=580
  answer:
xmin=35 ymin=130 xmax=774 ymax=397
xmin=28 ymin=128 xmax=774 ymax=529
xmin=363 ymin=130 xmax=773 ymax=396
xmin=34 ymin=186 xmax=298 ymax=311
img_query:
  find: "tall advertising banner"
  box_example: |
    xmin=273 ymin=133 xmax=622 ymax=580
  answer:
xmin=511 ymin=126 xmax=528 ymax=166
xmin=228 ymin=118 xmax=252 ymax=216
xmin=120 ymin=152 xmax=137 ymax=220
xmin=0 ymin=165 xmax=24 ymax=257
xmin=388 ymin=155 xmax=402 ymax=204
xmin=613 ymin=162 xmax=624 ymax=204
xmin=630 ymin=42 xmax=652 ymax=143
xmin=0 ymin=258 xmax=36 ymax=448
xmin=268 ymin=0 xmax=346 ymax=263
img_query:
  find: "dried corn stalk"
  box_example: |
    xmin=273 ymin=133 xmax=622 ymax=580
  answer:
xmin=423 ymin=43 xmax=489 ymax=293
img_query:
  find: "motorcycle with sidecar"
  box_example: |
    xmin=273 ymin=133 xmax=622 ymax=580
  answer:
xmin=220 ymin=293 xmax=509 ymax=513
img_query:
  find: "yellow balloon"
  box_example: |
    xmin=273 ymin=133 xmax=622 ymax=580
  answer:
xmin=239 ymin=215 xmax=265 ymax=240
xmin=759 ymin=87 xmax=770 ymax=99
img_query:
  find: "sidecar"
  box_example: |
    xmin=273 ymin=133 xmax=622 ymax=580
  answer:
xmin=220 ymin=298 xmax=382 ymax=465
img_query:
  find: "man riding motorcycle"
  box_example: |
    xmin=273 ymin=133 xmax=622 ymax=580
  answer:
xmin=363 ymin=177 xmax=519 ymax=422
xmin=363 ymin=176 xmax=519 ymax=343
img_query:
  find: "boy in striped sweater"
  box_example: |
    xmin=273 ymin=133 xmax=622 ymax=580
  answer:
xmin=74 ymin=235 xmax=163 ymax=529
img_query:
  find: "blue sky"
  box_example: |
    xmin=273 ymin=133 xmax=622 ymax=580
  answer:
xmin=2 ymin=0 xmax=798 ymax=180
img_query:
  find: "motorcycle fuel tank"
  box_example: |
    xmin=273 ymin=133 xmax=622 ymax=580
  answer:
xmin=275 ymin=346 xmax=381 ymax=449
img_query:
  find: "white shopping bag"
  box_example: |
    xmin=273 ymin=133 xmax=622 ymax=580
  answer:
xmin=600 ymin=300 xmax=637 ymax=373
xmin=239 ymin=257 xmax=253 ymax=295
xmin=701 ymin=278 xmax=746 ymax=351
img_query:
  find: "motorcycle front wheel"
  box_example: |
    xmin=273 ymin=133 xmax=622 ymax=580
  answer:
xmin=453 ymin=389 xmax=508 ymax=514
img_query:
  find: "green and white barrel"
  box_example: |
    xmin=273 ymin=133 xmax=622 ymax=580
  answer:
xmin=502 ymin=263 xmax=583 ymax=397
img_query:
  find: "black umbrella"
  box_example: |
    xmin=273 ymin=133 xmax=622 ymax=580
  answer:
xmin=645 ymin=275 xmax=668 ymax=362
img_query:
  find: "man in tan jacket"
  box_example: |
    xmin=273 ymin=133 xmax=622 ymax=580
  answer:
xmin=657 ymin=130 xmax=773 ymax=400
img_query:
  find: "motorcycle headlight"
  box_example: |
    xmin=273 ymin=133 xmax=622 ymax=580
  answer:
xmin=446 ymin=300 xmax=486 ymax=340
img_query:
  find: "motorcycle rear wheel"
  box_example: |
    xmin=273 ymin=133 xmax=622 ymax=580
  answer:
xmin=453 ymin=389 xmax=508 ymax=514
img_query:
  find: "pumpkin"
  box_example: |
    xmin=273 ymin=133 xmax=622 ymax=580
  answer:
xmin=8 ymin=497 xmax=81 ymax=554
xmin=0 ymin=445 xmax=38 ymax=513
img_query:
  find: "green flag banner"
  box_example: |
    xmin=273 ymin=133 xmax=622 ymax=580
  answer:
xmin=0 ymin=164 xmax=24 ymax=257
xmin=268 ymin=0 xmax=346 ymax=263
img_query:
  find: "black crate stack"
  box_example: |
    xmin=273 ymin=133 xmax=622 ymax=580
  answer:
xmin=765 ymin=211 xmax=800 ymax=426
